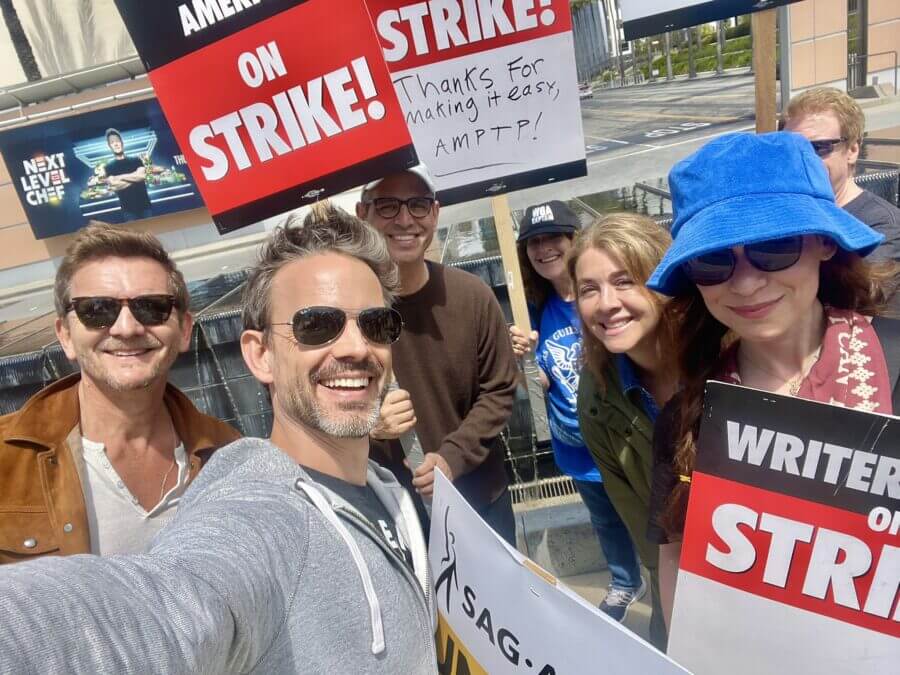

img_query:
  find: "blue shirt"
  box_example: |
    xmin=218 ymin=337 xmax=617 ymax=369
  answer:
xmin=534 ymin=293 xmax=601 ymax=482
xmin=614 ymin=354 xmax=661 ymax=423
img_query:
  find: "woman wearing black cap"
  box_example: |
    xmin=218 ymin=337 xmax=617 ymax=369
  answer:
xmin=509 ymin=200 xmax=646 ymax=623
xmin=646 ymin=131 xmax=899 ymax=627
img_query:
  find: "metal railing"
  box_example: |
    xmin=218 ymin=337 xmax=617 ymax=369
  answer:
xmin=848 ymin=51 xmax=898 ymax=93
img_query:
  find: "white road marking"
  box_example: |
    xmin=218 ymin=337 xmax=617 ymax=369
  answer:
xmin=587 ymin=124 xmax=755 ymax=167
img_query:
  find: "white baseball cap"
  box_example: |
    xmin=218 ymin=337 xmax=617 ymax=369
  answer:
xmin=361 ymin=163 xmax=437 ymax=199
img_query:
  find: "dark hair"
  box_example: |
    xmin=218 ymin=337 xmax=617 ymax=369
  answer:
xmin=54 ymin=221 xmax=188 ymax=319
xmin=662 ymin=249 xmax=899 ymax=537
xmin=242 ymin=201 xmax=398 ymax=333
xmin=105 ymin=128 xmax=122 ymax=143
xmin=516 ymin=236 xmax=568 ymax=312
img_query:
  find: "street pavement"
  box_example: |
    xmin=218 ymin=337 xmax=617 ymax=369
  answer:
xmin=581 ymin=69 xmax=757 ymax=159
xmin=440 ymin=70 xmax=900 ymax=225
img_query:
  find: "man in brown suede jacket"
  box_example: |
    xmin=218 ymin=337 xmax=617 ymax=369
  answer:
xmin=0 ymin=223 xmax=239 ymax=564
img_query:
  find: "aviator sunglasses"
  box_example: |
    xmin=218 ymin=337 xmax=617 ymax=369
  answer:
xmin=271 ymin=306 xmax=403 ymax=346
xmin=809 ymin=137 xmax=847 ymax=158
xmin=364 ymin=196 xmax=435 ymax=219
xmin=66 ymin=295 xmax=178 ymax=329
xmin=681 ymin=236 xmax=804 ymax=286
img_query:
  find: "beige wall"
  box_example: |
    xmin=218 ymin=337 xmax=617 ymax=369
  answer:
xmin=0 ymin=80 xmax=212 ymax=274
xmin=789 ymin=0 xmax=849 ymax=90
xmin=868 ymin=0 xmax=900 ymax=79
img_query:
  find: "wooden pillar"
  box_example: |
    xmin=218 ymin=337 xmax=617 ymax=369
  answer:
xmin=752 ymin=9 xmax=778 ymax=133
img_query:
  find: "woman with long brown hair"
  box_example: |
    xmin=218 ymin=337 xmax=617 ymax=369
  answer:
xmin=568 ymin=213 xmax=679 ymax=649
xmin=645 ymin=131 xmax=898 ymax=627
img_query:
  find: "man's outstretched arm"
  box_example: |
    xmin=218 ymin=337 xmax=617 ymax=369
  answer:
xmin=0 ymin=483 xmax=307 ymax=674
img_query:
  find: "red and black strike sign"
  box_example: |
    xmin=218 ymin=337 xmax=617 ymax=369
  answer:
xmin=113 ymin=0 xmax=417 ymax=233
xmin=670 ymin=381 xmax=899 ymax=673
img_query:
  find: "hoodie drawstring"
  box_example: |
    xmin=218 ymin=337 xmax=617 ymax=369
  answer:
xmin=294 ymin=480 xmax=386 ymax=655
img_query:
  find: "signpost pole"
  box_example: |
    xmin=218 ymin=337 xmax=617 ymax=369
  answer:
xmin=491 ymin=194 xmax=550 ymax=447
xmin=752 ymin=9 xmax=778 ymax=132
xmin=665 ymin=31 xmax=673 ymax=81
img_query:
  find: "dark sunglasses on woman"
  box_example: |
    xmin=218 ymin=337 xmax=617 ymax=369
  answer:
xmin=66 ymin=295 xmax=178 ymax=329
xmin=682 ymin=236 xmax=804 ymax=286
xmin=270 ymin=306 xmax=403 ymax=346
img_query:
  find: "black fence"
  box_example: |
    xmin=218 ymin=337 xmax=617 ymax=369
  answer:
xmin=0 ymin=259 xmax=547 ymax=482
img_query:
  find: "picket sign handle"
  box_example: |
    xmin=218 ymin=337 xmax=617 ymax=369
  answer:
xmin=522 ymin=557 xmax=559 ymax=586
xmin=491 ymin=194 xmax=531 ymax=332
xmin=752 ymin=8 xmax=778 ymax=133
xmin=491 ymin=194 xmax=551 ymax=445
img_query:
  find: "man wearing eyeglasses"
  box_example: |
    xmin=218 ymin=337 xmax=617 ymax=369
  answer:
xmin=0 ymin=222 xmax=239 ymax=564
xmin=356 ymin=165 xmax=519 ymax=545
xmin=782 ymin=87 xmax=900 ymax=263
xmin=0 ymin=205 xmax=436 ymax=674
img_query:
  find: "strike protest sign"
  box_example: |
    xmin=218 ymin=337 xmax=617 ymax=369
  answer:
xmin=113 ymin=0 xmax=417 ymax=233
xmin=430 ymin=470 xmax=687 ymax=674
xmin=367 ymin=0 xmax=587 ymax=204
xmin=668 ymin=382 xmax=900 ymax=675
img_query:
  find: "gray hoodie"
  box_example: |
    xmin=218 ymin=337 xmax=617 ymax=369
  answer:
xmin=0 ymin=438 xmax=438 ymax=674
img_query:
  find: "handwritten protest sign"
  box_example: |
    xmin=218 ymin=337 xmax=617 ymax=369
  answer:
xmin=668 ymin=382 xmax=900 ymax=674
xmin=367 ymin=0 xmax=586 ymax=204
xmin=113 ymin=0 xmax=417 ymax=233
xmin=430 ymin=470 xmax=687 ymax=674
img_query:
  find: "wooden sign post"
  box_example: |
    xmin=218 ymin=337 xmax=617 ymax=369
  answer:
xmin=491 ymin=193 xmax=550 ymax=445
xmin=752 ymin=9 xmax=779 ymax=133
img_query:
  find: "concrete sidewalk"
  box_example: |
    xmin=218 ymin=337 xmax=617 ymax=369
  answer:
xmin=515 ymin=492 xmax=653 ymax=644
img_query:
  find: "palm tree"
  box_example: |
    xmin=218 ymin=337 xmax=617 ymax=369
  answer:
xmin=0 ymin=0 xmax=41 ymax=81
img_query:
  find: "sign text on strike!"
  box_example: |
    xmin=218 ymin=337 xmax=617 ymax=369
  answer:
xmin=706 ymin=503 xmax=899 ymax=621
xmin=377 ymin=0 xmax=559 ymax=62
xmin=189 ymin=41 xmax=387 ymax=181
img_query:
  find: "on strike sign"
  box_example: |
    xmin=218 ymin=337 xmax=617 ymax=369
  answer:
xmin=113 ymin=0 xmax=417 ymax=233
xmin=367 ymin=0 xmax=586 ymax=204
xmin=669 ymin=382 xmax=899 ymax=675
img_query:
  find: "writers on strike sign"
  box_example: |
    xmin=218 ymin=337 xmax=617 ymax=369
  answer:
xmin=669 ymin=383 xmax=899 ymax=675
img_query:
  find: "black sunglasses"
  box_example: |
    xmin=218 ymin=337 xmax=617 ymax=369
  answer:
xmin=365 ymin=196 xmax=435 ymax=219
xmin=271 ymin=306 xmax=403 ymax=346
xmin=682 ymin=236 xmax=804 ymax=287
xmin=809 ymin=137 xmax=848 ymax=158
xmin=66 ymin=295 xmax=178 ymax=329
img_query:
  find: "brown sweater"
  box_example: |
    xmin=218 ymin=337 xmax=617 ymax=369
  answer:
xmin=371 ymin=261 xmax=518 ymax=509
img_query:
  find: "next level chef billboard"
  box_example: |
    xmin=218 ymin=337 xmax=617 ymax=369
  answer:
xmin=0 ymin=99 xmax=204 ymax=239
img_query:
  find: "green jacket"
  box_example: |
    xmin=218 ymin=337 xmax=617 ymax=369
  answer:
xmin=578 ymin=362 xmax=667 ymax=649
xmin=577 ymin=363 xmax=657 ymax=572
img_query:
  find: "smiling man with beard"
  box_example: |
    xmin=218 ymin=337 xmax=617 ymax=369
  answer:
xmin=0 ymin=222 xmax=239 ymax=564
xmin=0 ymin=205 xmax=437 ymax=674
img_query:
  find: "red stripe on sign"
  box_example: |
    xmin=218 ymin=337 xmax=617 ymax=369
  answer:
xmin=680 ymin=472 xmax=900 ymax=637
xmin=148 ymin=1 xmax=412 ymax=217
xmin=367 ymin=0 xmax=571 ymax=71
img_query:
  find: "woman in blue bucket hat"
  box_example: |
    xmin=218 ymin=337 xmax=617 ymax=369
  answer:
xmin=643 ymin=131 xmax=898 ymax=626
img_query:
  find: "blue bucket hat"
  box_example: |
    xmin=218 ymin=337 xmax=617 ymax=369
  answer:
xmin=646 ymin=131 xmax=883 ymax=295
